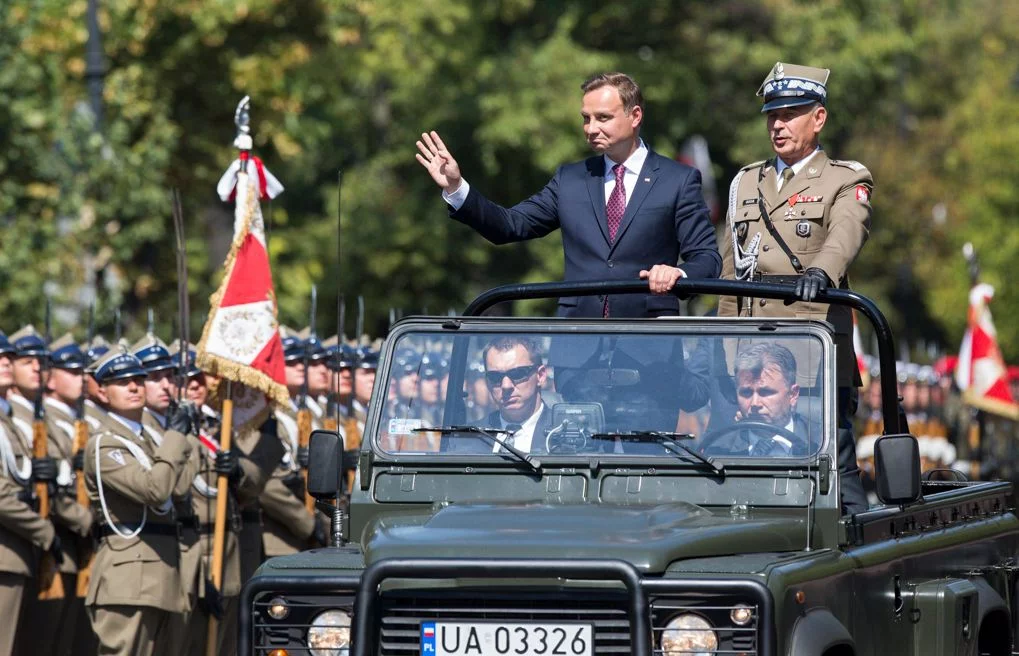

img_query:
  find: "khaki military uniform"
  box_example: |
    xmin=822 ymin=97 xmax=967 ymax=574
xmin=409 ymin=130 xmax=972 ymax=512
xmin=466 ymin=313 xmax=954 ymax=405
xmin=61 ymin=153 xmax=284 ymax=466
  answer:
xmin=84 ymin=412 xmax=198 ymax=656
xmin=259 ymin=404 xmax=315 ymax=557
xmin=12 ymin=398 xmax=94 ymax=656
xmin=0 ymin=405 xmax=55 ymax=656
xmin=719 ymin=150 xmax=873 ymax=386
xmin=183 ymin=410 xmax=280 ymax=656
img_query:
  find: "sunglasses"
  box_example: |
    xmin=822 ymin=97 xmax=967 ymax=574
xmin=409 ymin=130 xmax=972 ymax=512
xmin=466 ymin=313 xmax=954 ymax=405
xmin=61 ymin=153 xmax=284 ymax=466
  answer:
xmin=485 ymin=364 xmax=539 ymax=387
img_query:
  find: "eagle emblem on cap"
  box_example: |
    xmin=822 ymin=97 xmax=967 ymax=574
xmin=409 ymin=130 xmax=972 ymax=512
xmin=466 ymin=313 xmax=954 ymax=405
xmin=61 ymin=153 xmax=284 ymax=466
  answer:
xmin=775 ymin=63 xmax=785 ymax=79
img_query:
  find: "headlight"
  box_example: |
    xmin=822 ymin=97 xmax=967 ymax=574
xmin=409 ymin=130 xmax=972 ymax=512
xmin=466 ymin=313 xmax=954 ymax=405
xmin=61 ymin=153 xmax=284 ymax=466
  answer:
xmin=661 ymin=613 xmax=718 ymax=656
xmin=266 ymin=596 xmax=289 ymax=620
xmin=307 ymin=609 xmax=352 ymax=656
xmin=730 ymin=604 xmax=753 ymax=626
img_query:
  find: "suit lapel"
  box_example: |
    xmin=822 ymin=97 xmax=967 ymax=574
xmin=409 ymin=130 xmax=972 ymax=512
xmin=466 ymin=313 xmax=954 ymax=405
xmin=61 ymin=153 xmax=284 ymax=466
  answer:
xmin=585 ymin=156 xmax=611 ymax=246
xmin=610 ymin=150 xmax=660 ymax=253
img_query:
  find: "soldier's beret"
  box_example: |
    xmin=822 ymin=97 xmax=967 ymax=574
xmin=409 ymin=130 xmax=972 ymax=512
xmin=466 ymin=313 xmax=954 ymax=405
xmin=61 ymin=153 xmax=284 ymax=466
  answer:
xmin=130 ymin=334 xmax=175 ymax=374
xmin=757 ymin=62 xmax=830 ymax=113
xmin=9 ymin=325 xmax=48 ymax=358
xmin=92 ymin=347 xmax=147 ymax=383
xmin=49 ymin=333 xmax=86 ymax=370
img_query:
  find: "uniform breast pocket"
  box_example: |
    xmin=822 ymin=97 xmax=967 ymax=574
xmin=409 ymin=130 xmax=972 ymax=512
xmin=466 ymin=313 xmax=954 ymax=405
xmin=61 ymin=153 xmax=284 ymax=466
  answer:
xmin=784 ymin=203 xmax=827 ymax=253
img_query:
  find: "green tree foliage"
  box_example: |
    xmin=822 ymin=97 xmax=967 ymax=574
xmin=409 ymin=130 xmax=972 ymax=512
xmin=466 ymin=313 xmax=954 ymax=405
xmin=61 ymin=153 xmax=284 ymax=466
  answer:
xmin=1 ymin=0 xmax=1017 ymax=360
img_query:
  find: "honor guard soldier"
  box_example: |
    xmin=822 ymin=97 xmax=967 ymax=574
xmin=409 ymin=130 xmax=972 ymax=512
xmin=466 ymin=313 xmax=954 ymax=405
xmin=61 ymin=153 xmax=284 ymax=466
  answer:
xmin=169 ymin=342 xmax=280 ymax=655
xmin=260 ymin=328 xmax=318 ymax=558
xmin=0 ymin=331 xmax=61 ymax=656
xmin=302 ymin=330 xmax=331 ymax=426
xmin=82 ymin=336 xmax=112 ymax=432
xmin=352 ymin=347 xmax=378 ymax=433
xmin=719 ymin=62 xmax=874 ymax=514
xmin=83 ymin=347 xmax=199 ymax=656
xmin=323 ymin=337 xmax=357 ymax=422
xmin=14 ymin=335 xmax=95 ymax=656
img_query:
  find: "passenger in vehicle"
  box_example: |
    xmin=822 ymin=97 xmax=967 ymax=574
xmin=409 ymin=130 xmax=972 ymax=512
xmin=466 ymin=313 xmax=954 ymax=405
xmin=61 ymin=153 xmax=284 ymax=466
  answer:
xmin=476 ymin=337 xmax=553 ymax=453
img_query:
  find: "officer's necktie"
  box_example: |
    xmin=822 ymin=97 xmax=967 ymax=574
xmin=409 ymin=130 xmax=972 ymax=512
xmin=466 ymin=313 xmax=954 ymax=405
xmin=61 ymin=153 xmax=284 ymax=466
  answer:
xmin=778 ymin=166 xmax=794 ymax=191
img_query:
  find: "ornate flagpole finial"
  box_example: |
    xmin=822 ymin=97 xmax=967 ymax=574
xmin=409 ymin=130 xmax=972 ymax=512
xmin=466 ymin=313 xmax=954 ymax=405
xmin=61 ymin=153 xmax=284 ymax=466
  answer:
xmin=233 ymin=95 xmax=252 ymax=152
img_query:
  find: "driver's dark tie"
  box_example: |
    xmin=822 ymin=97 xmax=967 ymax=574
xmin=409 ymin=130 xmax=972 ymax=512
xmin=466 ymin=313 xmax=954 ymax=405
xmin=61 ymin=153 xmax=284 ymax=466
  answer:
xmin=503 ymin=424 xmax=522 ymax=451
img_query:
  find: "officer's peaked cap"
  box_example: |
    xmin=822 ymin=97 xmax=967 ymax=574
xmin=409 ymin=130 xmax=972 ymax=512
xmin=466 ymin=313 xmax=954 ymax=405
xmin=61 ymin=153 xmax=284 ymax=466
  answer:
xmin=279 ymin=326 xmax=306 ymax=362
xmin=758 ymin=62 xmax=830 ymax=113
xmin=49 ymin=333 xmax=86 ymax=370
xmin=83 ymin=335 xmax=111 ymax=365
xmin=92 ymin=347 xmax=147 ymax=383
xmin=0 ymin=331 xmax=14 ymax=357
xmin=130 ymin=334 xmax=176 ymax=374
xmin=10 ymin=325 xmax=48 ymax=358
xmin=168 ymin=339 xmax=201 ymax=378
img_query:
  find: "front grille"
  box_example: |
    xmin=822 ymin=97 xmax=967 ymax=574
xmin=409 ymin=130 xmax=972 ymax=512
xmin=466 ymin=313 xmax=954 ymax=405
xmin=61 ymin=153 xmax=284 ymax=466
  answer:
xmin=652 ymin=599 xmax=759 ymax=655
xmin=378 ymin=589 xmax=631 ymax=654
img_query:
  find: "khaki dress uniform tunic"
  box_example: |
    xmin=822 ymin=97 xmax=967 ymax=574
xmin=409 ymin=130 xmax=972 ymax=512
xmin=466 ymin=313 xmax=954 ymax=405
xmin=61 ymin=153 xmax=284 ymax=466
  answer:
xmin=259 ymin=404 xmax=316 ymax=557
xmin=84 ymin=412 xmax=197 ymax=656
xmin=0 ymin=405 xmax=55 ymax=656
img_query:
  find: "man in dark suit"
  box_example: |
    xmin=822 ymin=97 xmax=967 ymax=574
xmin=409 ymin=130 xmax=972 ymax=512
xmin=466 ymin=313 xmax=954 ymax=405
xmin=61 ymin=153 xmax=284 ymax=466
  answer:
xmin=704 ymin=342 xmax=817 ymax=458
xmin=416 ymin=72 xmax=721 ymax=317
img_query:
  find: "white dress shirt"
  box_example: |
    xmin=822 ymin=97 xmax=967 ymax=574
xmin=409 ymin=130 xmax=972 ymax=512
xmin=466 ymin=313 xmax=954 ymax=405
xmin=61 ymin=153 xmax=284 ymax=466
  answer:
xmin=492 ymin=401 xmax=545 ymax=454
xmin=442 ymin=141 xmax=650 ymax=211
xmin=775 ymin=147 xmax=820 ymax=192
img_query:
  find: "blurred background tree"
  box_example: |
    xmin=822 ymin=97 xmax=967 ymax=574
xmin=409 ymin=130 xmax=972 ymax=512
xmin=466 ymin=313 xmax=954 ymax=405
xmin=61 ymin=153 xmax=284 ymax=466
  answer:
xmin=1 ymin=0 xmax=1017 ymax=360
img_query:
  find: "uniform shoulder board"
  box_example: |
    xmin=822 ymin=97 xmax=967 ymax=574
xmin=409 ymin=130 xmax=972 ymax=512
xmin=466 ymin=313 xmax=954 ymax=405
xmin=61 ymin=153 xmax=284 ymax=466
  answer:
xmin=740 ymin=160 xmax=767 ymax=172
xmin=829 ymin=159 xmax=868 ymax=172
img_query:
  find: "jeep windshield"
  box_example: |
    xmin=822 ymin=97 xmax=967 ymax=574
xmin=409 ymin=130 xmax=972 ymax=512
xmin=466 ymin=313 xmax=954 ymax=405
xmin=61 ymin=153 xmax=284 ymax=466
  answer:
xmin=373 ymin=321 xmax=832 ymax=462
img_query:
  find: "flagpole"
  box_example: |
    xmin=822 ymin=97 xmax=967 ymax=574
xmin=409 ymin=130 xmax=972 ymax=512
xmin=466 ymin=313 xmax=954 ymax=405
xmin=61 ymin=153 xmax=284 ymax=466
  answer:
xmin=206 ymin=380 xmax=234 ymax=656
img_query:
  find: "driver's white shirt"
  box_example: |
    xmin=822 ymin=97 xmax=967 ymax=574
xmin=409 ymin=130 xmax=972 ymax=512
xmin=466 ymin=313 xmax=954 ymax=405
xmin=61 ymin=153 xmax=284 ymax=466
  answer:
xmin=493 ymin=402 xmax=544 ymax=454
xmin=746 ymin=418 xmax=795 ymax=455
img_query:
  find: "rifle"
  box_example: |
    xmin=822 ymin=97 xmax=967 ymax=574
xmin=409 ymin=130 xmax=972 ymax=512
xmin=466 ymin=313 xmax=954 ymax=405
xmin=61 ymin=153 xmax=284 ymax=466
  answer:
xmin=74 ymin=304 xmax=96 ymax=598
xmin=297 ymin=285 xmax=316 ymax=512
xmin=322 ymin=294 xmax=344 ymax=434
xmin=37 ymin=299 xmax=64 ymax=599
xmin=339 ymin=174 xmax=361 ymax=492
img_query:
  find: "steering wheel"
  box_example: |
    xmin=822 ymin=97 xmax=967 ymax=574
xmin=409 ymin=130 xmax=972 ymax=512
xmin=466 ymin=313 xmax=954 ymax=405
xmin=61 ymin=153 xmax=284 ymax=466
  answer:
xmin=698 ymin=421 xmax=807 ymax=456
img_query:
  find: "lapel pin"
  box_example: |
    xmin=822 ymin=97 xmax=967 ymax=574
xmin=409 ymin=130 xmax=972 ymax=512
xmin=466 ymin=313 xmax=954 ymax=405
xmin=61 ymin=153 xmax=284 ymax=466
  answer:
xmin=644 ymin=177 xmax=651 ymax=182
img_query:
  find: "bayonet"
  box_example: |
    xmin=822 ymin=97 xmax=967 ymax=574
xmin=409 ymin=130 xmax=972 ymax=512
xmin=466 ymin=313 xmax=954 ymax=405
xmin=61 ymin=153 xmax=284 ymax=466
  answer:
xmin=356 ymin=295 xmax=364 ymax=343
xmin=171 ymin=188 xmax=189 ymax=402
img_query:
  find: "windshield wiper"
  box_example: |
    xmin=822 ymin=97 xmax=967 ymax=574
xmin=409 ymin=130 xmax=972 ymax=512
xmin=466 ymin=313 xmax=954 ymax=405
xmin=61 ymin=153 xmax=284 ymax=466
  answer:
xmin=590 ymin=431 xmax=725 ymax=477
xmin=413 ymin=425 xmax=542 ymax=473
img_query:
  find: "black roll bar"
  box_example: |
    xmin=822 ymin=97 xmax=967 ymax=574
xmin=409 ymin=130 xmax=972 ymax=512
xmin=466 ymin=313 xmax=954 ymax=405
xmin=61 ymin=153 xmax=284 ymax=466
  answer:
xmin=463 ymin=279 xmax=901 ymax=434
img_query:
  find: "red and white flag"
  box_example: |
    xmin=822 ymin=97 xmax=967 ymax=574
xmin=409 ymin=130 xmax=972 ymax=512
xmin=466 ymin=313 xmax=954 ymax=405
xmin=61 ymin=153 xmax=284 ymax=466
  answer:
xmin=197 ymin=159 xmax=290 ymax=427
xmin=955 ymin=283 xmax=1018 ymax=419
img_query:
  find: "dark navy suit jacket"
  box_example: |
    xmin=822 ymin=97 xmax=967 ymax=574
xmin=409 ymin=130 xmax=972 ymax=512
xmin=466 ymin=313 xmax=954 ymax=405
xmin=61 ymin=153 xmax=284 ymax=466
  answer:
xmin=450 ymin=149 xmax=722 ymax=317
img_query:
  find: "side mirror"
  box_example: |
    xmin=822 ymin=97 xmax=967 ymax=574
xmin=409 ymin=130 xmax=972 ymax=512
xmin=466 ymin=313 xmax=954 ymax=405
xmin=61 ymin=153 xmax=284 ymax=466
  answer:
xmin=307 ymin=429 xmax=344 ymax=500
xmin=874 ymin=434 xmax=922 ymax=506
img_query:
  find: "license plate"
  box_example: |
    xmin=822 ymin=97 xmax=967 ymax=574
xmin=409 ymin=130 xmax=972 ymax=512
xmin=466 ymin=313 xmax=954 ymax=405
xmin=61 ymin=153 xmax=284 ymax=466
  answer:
xmin=420 ymin=621 xmax=594 ymax=656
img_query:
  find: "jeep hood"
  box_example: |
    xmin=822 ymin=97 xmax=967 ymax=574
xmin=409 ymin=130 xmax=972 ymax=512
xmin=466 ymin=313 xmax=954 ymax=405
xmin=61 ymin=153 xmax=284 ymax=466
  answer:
xmin=362 ymin=502 xmax=807 ymax=574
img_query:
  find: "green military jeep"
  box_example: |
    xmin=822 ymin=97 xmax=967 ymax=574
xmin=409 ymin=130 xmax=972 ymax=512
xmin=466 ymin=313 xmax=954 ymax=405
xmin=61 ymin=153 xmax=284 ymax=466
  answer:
xmin=240 ymin=280 xmax=1019 ymax=656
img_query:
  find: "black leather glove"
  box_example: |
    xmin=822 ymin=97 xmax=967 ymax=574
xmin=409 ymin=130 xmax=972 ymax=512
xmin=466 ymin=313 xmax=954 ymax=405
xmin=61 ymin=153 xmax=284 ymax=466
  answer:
xmin=259 ymin=415 xmax=278 ymax=439
xmin=72 ymin=450 xmax=85 ymax=472
xmin=167 ymin=400 xmax=199 ymax=435
xmin=296 ymin=446 xmax=310 ymax=469
xmin=214 ymin=449 xmax=241 ymax=482
xmin=200 ymin=578 xmax=225 ymax=619
xmin=48 ymin=533 xmax=65 ymax=566
xmin=32 ymin=457 xmax=58 ymax=482
xmin=794 ymin=267 xmax=830 ymax=302
xmin=283 ymin=473 xmax=305 ymax=500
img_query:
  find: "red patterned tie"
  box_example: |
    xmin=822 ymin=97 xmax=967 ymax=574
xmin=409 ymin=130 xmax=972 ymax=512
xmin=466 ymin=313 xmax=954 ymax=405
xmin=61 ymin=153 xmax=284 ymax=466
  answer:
xmin=603 ymin=163 xmax=626 ymax=317
xmin=606 ymin=163 xmax=626 ymax=241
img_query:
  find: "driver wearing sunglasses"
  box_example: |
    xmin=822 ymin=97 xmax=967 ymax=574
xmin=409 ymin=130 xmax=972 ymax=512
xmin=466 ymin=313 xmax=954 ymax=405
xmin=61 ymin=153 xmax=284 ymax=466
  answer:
xmin=482 ymin=336 xmax=553 ymax=453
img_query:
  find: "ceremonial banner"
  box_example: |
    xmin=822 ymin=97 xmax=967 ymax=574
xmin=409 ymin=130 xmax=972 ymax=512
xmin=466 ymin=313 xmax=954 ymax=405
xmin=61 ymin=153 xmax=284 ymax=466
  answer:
xmin=197 ymin=160 xmax=289 ymax=429
xmin=955 ymin=283 xmax=1019 ymax=419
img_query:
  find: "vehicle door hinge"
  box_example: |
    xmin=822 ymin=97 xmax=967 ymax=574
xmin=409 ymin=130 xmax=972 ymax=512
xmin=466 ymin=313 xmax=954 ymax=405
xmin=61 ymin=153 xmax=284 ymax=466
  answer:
xmin=359 ymin=449 xmax=374 ymax=490
xmin=818 ymin=455 xmax=831 ymax=495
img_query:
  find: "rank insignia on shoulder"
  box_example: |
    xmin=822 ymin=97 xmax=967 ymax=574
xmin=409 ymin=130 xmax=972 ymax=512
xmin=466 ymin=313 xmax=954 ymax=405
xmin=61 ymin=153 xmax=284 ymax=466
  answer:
xmin=831 ymin=159 xmax=867 ymax=172
xmin=742 ymin=198 xmax=757 ymax=206
xmin=796 ymin=220 xmax=812 ymax=237
xmin=107 ymin=449 xmax=126 ymax=466
xmin=855 ymin=185 xmax=870 ymax=202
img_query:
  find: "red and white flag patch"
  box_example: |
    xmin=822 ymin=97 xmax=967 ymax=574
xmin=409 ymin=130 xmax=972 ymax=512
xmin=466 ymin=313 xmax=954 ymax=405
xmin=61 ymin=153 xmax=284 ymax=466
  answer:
xmin=855 ymin=185 xmax=869 ymax=202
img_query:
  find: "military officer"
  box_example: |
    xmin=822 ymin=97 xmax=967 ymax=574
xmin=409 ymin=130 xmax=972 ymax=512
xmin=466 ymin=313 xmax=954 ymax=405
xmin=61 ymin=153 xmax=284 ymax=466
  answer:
xmin=260 ymin=329 xmax=318 ymax=558
xmin=14 ymin=334 xmax=95 ymax=656
xmin=717 ymin=62 xmax=874 ymax=514
xmin=0 ymin=331 xmax=60 ymax=656
xmin=82 ymin=347 xmax=198 ymax=656
xmin=352 ymin=347 xmax=378 ymax=435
